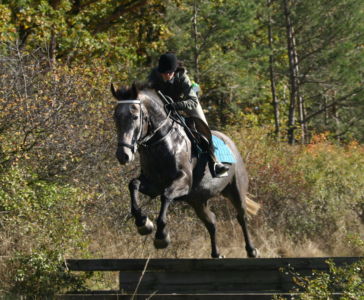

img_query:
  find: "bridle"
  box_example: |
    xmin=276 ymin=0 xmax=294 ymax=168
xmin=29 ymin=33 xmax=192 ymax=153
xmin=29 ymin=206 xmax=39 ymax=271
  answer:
xmin=116 ymin=99 xmax=143 ymax=153
xmin=116 ymin=99 xmax=172 ymax=153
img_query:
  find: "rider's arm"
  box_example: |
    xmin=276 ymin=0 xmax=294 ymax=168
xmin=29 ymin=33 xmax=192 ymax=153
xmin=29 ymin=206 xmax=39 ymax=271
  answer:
xmin=172 ymin=73 xmax=198 ymax=111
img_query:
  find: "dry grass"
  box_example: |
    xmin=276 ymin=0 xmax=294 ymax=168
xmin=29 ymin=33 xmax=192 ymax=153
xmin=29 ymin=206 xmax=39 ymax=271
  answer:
xmin=85 ymin=203 xmax=361 ymax=260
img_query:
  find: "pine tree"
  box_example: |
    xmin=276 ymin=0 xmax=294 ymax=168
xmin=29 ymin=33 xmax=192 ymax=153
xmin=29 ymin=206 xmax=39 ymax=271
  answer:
xmin=267 ymin=0 xmax=364 ymax=142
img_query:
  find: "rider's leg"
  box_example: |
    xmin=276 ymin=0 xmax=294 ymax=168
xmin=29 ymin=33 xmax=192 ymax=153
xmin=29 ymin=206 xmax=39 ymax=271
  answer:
xmin=186 ymin=117 xmax=229 ymax=178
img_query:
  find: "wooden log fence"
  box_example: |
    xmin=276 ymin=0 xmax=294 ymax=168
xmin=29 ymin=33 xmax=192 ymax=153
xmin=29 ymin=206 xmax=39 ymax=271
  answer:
xmin=59 ymin=257 xmax=362 ymax=299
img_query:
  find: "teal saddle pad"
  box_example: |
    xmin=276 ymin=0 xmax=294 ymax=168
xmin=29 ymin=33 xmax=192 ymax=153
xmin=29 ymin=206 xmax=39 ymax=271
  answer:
xmin=212 ymin=135 xmax=236 ymax=164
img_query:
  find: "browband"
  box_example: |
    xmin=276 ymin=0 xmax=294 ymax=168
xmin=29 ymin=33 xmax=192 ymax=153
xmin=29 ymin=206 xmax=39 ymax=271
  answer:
xmin=117 ymin=100 xmax=141 ymax=104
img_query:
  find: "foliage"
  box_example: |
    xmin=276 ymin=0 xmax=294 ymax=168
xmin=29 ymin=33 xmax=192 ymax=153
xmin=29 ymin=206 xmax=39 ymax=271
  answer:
xmin=0 ymin=0 xmax=172 ymax=71
xmin=294 ymin=259 xmax=364 ymax=300
xmin=274 ymin=239 xmax=364 ymax=300
xmin=0 ymin=164 xmax=89 ymax=295
xmin=1 ymin=0 xmax=363 ymax=141
xmin=11 ymin=250 xmax=88 ymax=296
xmin=231 ymin=126 xmax=364 ymax=251
xmin=0 ymin=43 xmax=110 ymax=296
xmin=0 ymin=42 xmax=113 ymax=179
xmin=270 ymin=0 xmax=364 ymax=143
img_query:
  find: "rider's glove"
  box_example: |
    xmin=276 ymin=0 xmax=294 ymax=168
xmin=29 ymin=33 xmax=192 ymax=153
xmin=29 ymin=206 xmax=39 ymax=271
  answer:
xmin=165 ymin=102 xmax=177 ymax=111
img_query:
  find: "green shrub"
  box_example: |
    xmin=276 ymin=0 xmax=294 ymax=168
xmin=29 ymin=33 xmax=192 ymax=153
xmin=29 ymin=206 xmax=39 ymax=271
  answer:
xmin=274 ymin=258 xmax=364 ymax=300
xmin=11 ymin=250 xmax=87 ymax=297
xmin=0 ymin=164 xmax=89 ymax=296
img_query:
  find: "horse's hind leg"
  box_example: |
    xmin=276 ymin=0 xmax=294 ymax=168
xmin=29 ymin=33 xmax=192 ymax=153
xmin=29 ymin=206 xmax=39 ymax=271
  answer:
xmin=129 ymin=177 xmax=154 ymax=235
xmin=223 ymin=184 xmax=258 ymax=258
xmin=190 ymin=201 xmax=222 ymax=258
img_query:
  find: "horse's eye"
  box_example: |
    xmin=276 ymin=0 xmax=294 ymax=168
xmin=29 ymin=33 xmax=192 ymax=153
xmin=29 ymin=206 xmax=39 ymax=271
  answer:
xmin=132 ymin=115 xmax=138 ymax=120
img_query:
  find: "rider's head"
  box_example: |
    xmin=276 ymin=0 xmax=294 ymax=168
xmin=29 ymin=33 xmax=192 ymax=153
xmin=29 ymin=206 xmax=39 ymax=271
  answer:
xmin=158 ymin=53 xmax=178 ymax=81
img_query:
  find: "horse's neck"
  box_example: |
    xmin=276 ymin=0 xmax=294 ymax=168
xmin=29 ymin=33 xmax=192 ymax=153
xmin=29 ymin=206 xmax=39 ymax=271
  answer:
xmin=141 ymin=89 xmax=174 ymax=131
xmin=139 ymin=90 xmax=191 ymax=161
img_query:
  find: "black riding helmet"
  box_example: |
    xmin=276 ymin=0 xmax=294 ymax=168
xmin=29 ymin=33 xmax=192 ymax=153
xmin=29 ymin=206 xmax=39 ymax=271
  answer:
xmin=158 ymin=53 xmax=178 ymax=73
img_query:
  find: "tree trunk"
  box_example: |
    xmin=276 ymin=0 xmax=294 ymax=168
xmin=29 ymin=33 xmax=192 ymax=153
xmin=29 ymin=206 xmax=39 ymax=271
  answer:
xmin=267 ymin=0 xmax=280 ymax=139
xmin=48 ymin=0 xmax=61 ymax=68
xmin=324 ymin=96 xmax=329 ymax=125
xmin=49 ymin=30 xmax=57 ymax=67
xmin=283 ymin=0 xmax=302 ymax=144
xmin=298 ymin=95 xmax=307 ymax=143
xmin=332 ymin=91 xmax=340 ymax=141
xmin=294 ymin=38 xmax=306 ymax=143
xmin=192 ymin=0 xmax=200 ymax=82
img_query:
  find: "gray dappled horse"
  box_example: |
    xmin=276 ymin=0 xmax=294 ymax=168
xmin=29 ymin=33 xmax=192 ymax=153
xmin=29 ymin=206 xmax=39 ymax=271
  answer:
xmin=111 ymin=83 xmax=259 ymax=258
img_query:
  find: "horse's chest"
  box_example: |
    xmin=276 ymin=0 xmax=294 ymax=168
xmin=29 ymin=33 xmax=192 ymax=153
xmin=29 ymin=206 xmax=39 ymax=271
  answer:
xmin=140 ymin=150 xmax=180 ymax=183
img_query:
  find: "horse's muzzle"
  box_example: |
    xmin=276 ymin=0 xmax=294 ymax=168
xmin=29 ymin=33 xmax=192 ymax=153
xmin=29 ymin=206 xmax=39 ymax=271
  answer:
xmin=116 ymin=147 xmax=134 ymax=164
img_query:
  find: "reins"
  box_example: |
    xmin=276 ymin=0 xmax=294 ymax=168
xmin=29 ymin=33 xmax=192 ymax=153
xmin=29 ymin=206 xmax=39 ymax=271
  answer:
xmin=157 ymin=91 xmax=201 ymax=147
xmin=138 ymin=110 xmax=173 ymax=147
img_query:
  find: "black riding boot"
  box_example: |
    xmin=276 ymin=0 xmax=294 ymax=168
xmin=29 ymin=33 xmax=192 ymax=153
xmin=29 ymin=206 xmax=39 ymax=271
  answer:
xmin=185 ymin=118 xmax=230 ymax=178
xmin=207 ymin=143 xmax=230 ymax=178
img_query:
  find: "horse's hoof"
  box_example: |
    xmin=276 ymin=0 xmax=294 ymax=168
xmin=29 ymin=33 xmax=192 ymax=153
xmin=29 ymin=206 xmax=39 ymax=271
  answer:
xmin=247 ymin=248 xmax=259 ymax=258
xmin=154 ymin=233 xmax=170 ymax=249
xmin=137 ymin=218 xmax=154 ymax=236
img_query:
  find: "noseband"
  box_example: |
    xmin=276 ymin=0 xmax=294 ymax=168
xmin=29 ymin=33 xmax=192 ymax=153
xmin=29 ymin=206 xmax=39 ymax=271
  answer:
xmin=116 ymin=99 xmax=172 ymax=153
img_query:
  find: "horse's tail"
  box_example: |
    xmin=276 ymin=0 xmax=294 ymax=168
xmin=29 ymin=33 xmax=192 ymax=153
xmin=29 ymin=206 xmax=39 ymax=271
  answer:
xmin=246 ymin=194 xmax=260 ymax=216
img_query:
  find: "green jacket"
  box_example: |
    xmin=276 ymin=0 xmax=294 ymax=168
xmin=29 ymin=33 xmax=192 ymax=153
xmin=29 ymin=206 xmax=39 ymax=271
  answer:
xmin=148 ymin=67 xmax=199 ymax=111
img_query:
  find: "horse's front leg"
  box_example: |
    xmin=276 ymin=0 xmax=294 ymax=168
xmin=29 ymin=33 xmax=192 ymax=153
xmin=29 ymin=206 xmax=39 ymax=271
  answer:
xmin=154 ymin=171 xmax=191 ymax=249
xmin=129 ymin=178 xmax=154 ymax=235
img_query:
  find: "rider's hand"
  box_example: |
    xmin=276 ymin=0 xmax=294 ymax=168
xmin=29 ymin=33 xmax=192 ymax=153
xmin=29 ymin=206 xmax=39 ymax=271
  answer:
xmin=165 ymin=103 xmax=177 ymax=111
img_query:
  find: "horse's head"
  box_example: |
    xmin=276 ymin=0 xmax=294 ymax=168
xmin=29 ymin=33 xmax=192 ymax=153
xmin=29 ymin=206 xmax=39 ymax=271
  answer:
xmin=111 ymin=83 xmax=148 ymax=164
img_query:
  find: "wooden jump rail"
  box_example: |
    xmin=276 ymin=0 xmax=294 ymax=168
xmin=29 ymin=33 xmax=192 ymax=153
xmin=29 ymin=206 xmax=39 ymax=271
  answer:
xmin=61 ymin=257 xmax=362 ymax=299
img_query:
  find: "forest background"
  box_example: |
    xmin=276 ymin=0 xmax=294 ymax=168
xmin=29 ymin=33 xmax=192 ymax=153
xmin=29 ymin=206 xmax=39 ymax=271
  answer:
xmin=0 ymin=0 xmax=363 ymax=296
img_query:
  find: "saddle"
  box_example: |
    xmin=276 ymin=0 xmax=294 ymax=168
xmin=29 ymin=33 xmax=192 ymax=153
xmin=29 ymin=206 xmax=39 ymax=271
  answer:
xmin=184 ymin=117 xmax=214 ymax=156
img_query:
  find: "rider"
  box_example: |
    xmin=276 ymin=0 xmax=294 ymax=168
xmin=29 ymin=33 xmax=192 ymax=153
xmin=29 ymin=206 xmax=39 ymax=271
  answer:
xmin=147 ymin=52 xmax=229 ymax=178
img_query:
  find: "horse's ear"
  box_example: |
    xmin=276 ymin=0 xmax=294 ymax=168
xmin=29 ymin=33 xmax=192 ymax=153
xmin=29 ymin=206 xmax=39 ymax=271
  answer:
xmin=111 ymin=83 xmax=118 ymax=99
xmin=131 ymin=82 xmax=138 ymax=99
